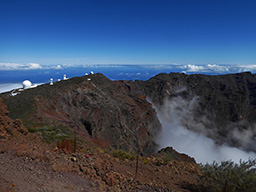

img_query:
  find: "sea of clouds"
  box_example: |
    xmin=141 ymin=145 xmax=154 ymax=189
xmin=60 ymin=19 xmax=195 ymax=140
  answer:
xmin=0 ymin=83 xmax=22 ymax=94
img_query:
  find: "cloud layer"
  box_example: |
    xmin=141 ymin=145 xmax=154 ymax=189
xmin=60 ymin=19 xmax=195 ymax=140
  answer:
xmin=152 ymin=93 xmax=256 ymax=164
xmin=178 ymin=64 xmax=256 ymax=74
xmin=0 ymin=83 xmax=22 ymax=93
xmin=0 ymin=63 xmax=63 ymax=70
xmin=1 ymin=63 xmax=256 ymax=74
xmin=0 ymin=63 xmax=43 ymax=70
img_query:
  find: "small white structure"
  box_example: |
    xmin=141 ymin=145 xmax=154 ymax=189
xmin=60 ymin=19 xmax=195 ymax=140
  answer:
xmin=50 ymin=78 xmax=53 ymax=85
xmin=22 ymin=80 xmax=37 ymax=89
xmin=85 ymin=73 xmax=88 ymax=76
xmin=63 ymin=74 xmax=68 ymax=80
xmin=58 ymin=79 xmax=61 ymax=81
xmin=87 ymin=78 xmax=91 ymax=81
xmin=10 ymin=91 xmax=20 ymax=97
xmin=90 ymin=71 xmax=94 ymax=75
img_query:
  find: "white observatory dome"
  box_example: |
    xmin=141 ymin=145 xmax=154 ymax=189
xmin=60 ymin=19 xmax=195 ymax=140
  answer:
xmin=22 ymin=80 xmax=32 ymax=89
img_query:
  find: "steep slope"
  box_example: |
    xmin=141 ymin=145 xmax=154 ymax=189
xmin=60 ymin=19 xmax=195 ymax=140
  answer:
xmin=133 ymin=72 xmax=256 ymax=151
xmin=0 ymin=92 xmax=201 ymax=192
xmin=1 ymin=73 xmax=160 ymax=155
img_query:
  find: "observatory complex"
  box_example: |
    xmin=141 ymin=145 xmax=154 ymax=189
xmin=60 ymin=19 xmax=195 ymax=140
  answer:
xmin=9 ymin=72 xmax=95 ymax=97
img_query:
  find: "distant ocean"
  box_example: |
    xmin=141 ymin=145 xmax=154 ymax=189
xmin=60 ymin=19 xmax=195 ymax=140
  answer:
xmin=0 ymin=64 xmax=191 ymax=83
xmin=0 ymin=64 xmax=255 ymax=93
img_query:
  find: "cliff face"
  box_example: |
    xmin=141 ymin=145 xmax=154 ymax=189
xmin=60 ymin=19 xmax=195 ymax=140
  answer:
xmin=1 ymin=74 xmax=160 ymax=155
xmin=133 ymin=72 xmax=256 ymax=150
xmin=135 ymin=72 xmax=256 ymax=122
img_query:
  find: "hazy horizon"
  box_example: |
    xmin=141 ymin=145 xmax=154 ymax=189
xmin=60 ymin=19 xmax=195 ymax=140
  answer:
xmin=1 ymin=63 xmax=256 ymax=85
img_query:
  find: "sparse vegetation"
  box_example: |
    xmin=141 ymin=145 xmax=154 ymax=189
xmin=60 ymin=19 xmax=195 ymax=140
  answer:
xmin=162 ymin=153 xmax=173 ymax=163
xmin=143 ymin=159 xmax=149 ymax=164
xmin=27 ymin=123 xmax=74 ymax=143
xmin=111 ymin=149 xmax=136 ymax=160
xmin=86 ymin=147 xmax=94 ymax=153
xmin=200 ymin=159 xmax=256 ymax=192
xmin=102 ymin=148 xmax=108 ymax=153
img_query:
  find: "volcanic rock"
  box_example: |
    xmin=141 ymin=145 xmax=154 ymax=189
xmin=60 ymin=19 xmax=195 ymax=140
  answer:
xmin=1 ymin=74 xmax=160 ymax=155
xmin=156 ymin=147 xmax=196 ymax=163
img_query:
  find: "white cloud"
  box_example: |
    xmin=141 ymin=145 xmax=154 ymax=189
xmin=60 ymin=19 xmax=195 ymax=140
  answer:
xmin=55 ymin=65 xmax=63 ymax=69
xmin=178 ymin=64 xmax=256 ymax=74
xmin=153 ymin=96 xmax=256 ymax=164
xmin=0 ymin=82 xmax=45 ymax=94
xmin=47 ymin=64 xmax=63 ymax=70
xmin=206 ymin=64 xmax=229 ymax=73
xmin=0 ymin=83 xmax=22 ymax=93
xmin=27 ymin=63 xmax=43 ymax=69
xmin=0 ymin=63 xmax=65 ymax=70
xmin=0 ymin=63 xmax=43 ymax=70
xmin=185 ymin=64 xmax=206 ymax=72
xmin=235 ymin=64 xmax=256 ymax=73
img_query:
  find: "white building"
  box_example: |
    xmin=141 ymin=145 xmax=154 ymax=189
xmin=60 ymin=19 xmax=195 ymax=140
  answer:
xmin=22 ymin=80 xmax=37 ymax=89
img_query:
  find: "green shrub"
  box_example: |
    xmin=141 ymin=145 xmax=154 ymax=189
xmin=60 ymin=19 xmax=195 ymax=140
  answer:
xmin=27 ymin=127 xmax=37 ymax=133
xmin=85 ymin=147 xmax=94 ymax=153
xmin=27 ymin=123 xmax=74 ymax=143
xmin=200 ymin=159 xmax=256 ymax=192
xmin=162 ymin=153 xmax=173 ymax=163
xmin=102 ymin=148 xmax=108 ymax=153
xmin=112 ymin=150 xmax=136 ymax=160
xmin=143 ymin=159 xmax=149 ymax=164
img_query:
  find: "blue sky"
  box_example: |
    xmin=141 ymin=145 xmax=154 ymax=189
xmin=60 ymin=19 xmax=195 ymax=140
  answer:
xmin=0 ymin=0 xmax=256 ymax=65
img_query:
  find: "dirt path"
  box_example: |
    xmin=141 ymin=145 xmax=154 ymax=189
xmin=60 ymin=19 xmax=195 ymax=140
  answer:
xmin=0 ymin=152 xmax=97 ymax=192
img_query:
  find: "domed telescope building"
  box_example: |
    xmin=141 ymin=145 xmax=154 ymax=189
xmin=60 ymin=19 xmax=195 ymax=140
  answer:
xmin=22 ymin=80 xmax=37 ymax=89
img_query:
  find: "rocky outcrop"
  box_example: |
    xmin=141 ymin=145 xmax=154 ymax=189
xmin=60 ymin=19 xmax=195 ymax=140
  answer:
xmin=1 ymin=74 xmax=161 ymax=155
xmin=156 ymin=147 xmax=196 ymax=163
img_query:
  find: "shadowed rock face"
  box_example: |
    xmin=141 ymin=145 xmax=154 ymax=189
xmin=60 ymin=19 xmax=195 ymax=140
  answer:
xmin=1 ymin=74 xmax=160 ymax=155
xmin=133 ymin=72 xmax=256 ymax=150
xmin=135 ymin=72 xmax=256 ymax=123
